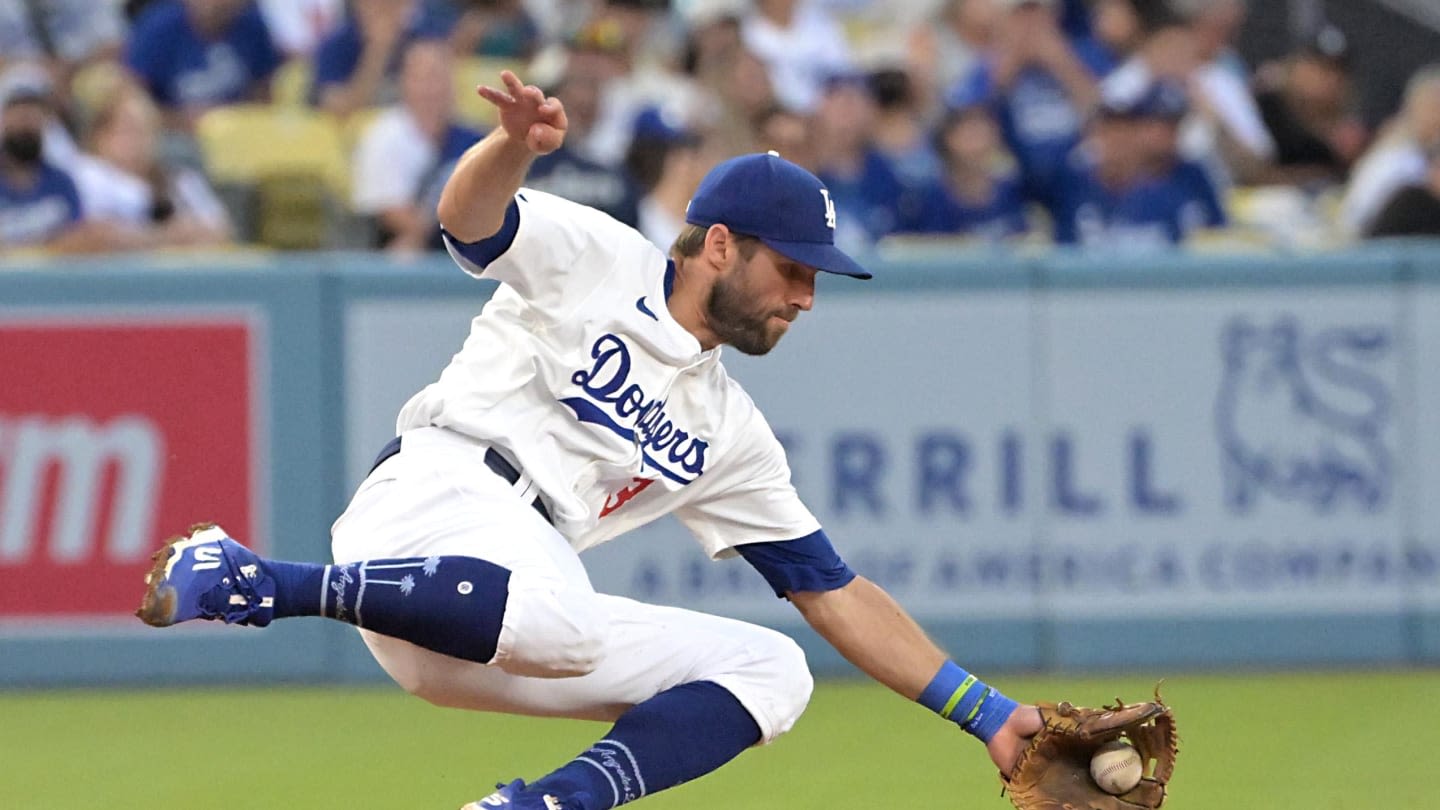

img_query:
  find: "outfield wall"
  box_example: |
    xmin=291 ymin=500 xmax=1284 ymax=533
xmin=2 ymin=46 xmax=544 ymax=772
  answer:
xmin=3 ymin=244 xmax=1439 ymax=685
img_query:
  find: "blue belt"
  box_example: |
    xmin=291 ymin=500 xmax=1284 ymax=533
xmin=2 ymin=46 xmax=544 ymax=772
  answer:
xmin=370 ymin=436 xmax=553 ymax=525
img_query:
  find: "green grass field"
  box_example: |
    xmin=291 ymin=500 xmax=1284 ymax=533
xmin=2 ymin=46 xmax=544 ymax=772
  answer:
xmin=3 ymin=671 xmax=1436 ymax=809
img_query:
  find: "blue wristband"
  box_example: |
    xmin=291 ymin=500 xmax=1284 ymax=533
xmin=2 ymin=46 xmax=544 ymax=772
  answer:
xmin=917 ymin=661 xmax=1019 ymax=744
xmin=962 ymin=687 xmax=1019 ymax=744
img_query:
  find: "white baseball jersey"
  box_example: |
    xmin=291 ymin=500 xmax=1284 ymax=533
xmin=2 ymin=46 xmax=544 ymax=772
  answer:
xmin=397 ymin=188 xmax=820 ymax=558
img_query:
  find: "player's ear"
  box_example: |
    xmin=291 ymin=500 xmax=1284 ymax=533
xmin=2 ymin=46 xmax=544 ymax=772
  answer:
xmin=702 ymin=224 xmax=738 ymax=269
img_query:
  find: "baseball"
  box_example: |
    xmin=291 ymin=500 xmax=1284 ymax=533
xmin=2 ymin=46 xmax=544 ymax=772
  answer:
xmin=1090 ymin=740 xmax=1143 ymax=795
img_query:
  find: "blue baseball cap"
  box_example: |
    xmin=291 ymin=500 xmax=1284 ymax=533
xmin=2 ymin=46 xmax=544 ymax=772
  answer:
xmin=1136 ymin=80 xmax=1188 ymax=120
xmin=632 ymin=105 xmax=699 ymax=146
xmin=685 ymin=152 xmax=872 ymax=280
xmin=1098 ymin=79 xmax=1187 ymax=120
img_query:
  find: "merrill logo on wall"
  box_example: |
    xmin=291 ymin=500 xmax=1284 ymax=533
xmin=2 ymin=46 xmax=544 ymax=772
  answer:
xmin=1215 ymin=315 xmax=1392 ymax=513
xmin=0 ymin=317 xmax=264 ymax=623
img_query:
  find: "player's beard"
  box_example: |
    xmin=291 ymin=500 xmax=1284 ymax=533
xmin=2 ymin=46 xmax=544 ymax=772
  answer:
xmin=705 ymin=260 xmax=790 ymax=356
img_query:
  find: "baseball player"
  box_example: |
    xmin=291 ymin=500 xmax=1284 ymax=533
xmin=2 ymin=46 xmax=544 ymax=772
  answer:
xmin=137 ymin=70 xmax=1044 ymax=809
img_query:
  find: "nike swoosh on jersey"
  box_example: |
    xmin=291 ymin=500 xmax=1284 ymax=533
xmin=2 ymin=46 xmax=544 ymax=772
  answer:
xmin=636 ymin=296 xmax=658 ymax=321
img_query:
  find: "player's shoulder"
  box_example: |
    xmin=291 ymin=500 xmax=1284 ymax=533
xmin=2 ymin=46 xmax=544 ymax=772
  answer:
xmin=517 ymin=186 xmax=654 ymax=250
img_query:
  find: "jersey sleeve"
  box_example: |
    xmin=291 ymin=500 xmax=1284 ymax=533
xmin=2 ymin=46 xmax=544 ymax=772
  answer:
xmin=675 ymin=395 xmax=821 ymax=560
xmin=736 ymin=530 xmax=856 ymax=597
xmin=442 ymin=188 xmax=659 ymax=317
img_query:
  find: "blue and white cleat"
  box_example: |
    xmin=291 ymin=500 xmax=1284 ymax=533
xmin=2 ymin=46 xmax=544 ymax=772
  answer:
xmin=136 ymin=523 xmax=276 ymax=628
xmin=460 ymin=780 xmax=566 ymax=810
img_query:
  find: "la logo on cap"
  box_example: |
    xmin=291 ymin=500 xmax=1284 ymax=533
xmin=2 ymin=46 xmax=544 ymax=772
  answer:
xmin=820 ymin=189 xmax=836 ymax=230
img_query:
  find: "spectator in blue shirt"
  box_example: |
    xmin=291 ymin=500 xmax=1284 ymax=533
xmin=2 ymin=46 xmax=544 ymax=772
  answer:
xmin=124 ymin=0 xmax=281 ymax=130
xmin=1051 ymin=80 xmax=1226 ymax=249
xmin=811 ymin=71 xmax=909 ymax=251
xmin=0 ymin=74 xmax=142 ymax=252
xmin=869 ymin=67 xmax=944 ymax=195
xmin=0 ymin=86 xmax=81 ymax=247
xmin=311 ymin=0 xmax=451 ymax=117
xmin=521 ymin=51 xmax=640 ymax=227
xmin=900 ymin=102 xmax=1030 ymax=241
xmin=1086 ymin=0 xmax=1143 ymax=76
xmin=948 ymin=0 xmax=1105 ymax=209
xmin=1058 ymin=0 xmax=1093 ymax=39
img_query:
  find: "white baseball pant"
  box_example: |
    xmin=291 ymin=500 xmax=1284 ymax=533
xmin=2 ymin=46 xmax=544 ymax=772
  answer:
xmin=330 ymin=426 xmax=813 ymax=743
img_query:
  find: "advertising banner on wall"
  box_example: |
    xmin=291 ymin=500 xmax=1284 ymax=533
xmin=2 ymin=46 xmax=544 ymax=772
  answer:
xmin=0 ymin=312 xmax=266 ymax=625
xmin=1413 ymin=287 xmax=1440 ymax=615
xmin=1039 ymin=289 xmax=1411 ymax=617
xmin=342 ymin=284 xmax=1436 ymax=625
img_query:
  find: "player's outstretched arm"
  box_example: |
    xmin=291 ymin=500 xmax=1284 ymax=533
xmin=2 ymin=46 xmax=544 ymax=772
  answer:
xmin=788 ymin=575 xmax=1042 ymax=774
xmin=437 ymin=70 xmax=567 ymax=242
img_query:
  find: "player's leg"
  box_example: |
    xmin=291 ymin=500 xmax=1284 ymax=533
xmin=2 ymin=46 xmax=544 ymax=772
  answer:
xmin=362 ymin=593 xmax=813 ymax=810
xmin=137 ymin=427 xmax=606 ymax=678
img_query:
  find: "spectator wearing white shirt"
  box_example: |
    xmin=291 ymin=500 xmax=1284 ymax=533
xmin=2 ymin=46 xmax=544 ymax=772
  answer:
xmin=1367 ymin=140 xmax=1440 ymax=238
xmin=1340 ymin=65 xmax=1440 ymax=238
xmin=350 ymin=37 xmax=484 ymax=253
xmin=70 ymin=75 xmax=231 ymax=247
xmin=741 ymin=0 xmax=854 ymax=113
xmin=1183 ymin=0 xmax=1275 ymax=186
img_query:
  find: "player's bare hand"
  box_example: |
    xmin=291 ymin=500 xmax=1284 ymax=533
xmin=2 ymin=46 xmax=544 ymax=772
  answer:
xmin=987 ymin=705 xmax=1043 ymax=776
xmin=478 ymin=70 xmax=567 ymax=155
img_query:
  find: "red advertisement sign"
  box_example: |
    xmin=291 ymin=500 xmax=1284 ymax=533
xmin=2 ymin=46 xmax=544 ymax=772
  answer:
xmin=0 ymin=317 xmax=261 ymax=620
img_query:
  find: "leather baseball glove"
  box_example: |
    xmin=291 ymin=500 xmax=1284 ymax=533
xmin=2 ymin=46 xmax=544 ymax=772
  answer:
xmin=1003 ymin=688 xmax=1178 ymax=810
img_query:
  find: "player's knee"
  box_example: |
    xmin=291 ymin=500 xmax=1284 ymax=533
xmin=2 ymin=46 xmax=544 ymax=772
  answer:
xmin=727 ymin=627 xmax=813 ymax=740
xmin=494 ymin=586 xmax=609 ymax=678
xmin=766 ymin=633 xmax=814 ymax=733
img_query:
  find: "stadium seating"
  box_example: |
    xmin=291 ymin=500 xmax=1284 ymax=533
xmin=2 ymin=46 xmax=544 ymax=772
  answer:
xmin=195 ymin=104 xmax=359 ymax=249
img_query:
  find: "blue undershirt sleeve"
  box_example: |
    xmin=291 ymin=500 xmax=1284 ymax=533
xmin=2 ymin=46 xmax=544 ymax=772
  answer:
xmin=440 ymin=198 xmax=521 ymax=268
xmin=736 ymin=530 xmax=857 ymax=598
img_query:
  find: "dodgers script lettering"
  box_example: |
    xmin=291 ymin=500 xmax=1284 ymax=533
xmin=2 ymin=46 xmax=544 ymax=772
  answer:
xmin=563 ymin=334 xmax=709 ymax=484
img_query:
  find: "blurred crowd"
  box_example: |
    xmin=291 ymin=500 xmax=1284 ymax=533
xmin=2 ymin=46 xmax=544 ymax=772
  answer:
xmin=3 ymin=0 xmax=1440 ymax=259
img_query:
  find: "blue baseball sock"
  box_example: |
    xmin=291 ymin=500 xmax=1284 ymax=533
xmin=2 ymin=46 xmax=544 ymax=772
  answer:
xmin=918 ymin=660 xmax=1019 ymax=743
xmin=524 ymin=681 xmax=762 ymax=809
xmin=267 ymin=556 xmax=511 ymax=665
